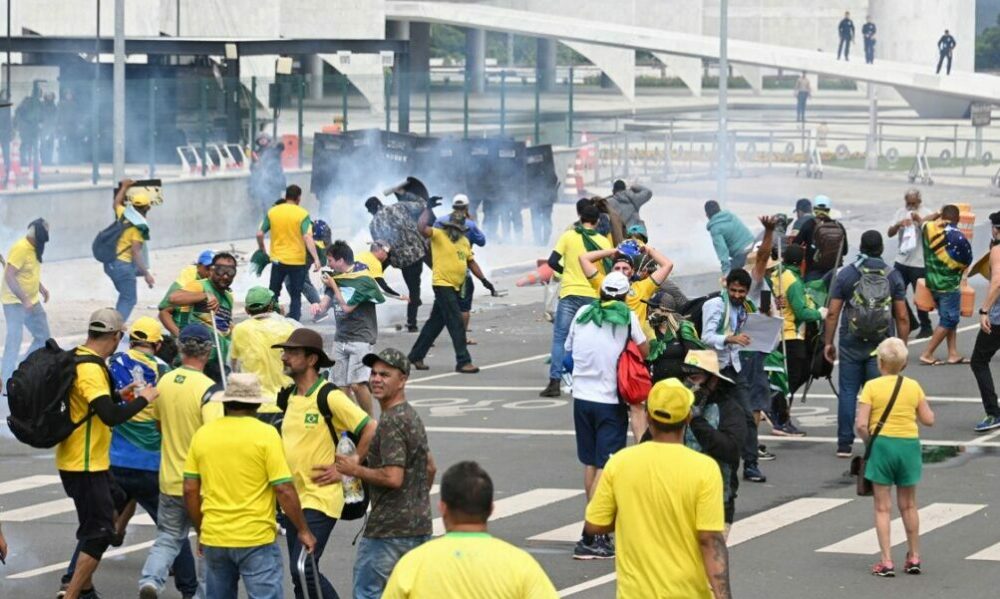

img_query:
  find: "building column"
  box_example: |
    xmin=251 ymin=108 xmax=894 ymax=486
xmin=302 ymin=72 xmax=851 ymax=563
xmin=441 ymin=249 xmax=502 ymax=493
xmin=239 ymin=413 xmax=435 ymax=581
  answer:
xmin=409 ymin=21 xmax=431 ymax=92
xmin=310 ymin=54 xmax=324 ymax=101
xmin=465 ymin=27 xmax=486 ymax=94
xmin=536 ymin=37 xmax=556 ymax=92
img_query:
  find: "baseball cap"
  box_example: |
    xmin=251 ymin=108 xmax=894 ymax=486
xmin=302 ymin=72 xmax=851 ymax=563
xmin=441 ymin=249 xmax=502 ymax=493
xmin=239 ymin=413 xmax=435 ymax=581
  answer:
xmin=195 ymin=250 xmax=215 ymax=266
xmin=601 ymin=271 xmax=631 ymax=296
xmin=646 ymin=379 xmax=695 ymax=424
xmin=452 ymin=194 xmax=470 ymax=208
xmin=626 ymin=224 xmax=648 ymax=240
xmin=88 ymin=308 xmax=125 ymax=334
xmin=641 ymin=290 xmax=680 ymax=312
xmin=363 ymin=348 xmax=411 ymax=376
xmin=130 ymin=316 xmax=164 ymax=344
xmin=178 ymin=323 xmax=213 ymax=343
xmin=813 ymin=195 xmax=832 ymax=210
xmin=245 ymin=286 xmax=276 ymax=311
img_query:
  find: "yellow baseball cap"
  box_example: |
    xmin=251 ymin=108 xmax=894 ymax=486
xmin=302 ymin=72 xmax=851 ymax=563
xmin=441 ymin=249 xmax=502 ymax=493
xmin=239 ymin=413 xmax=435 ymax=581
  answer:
xmin=129 ymin=192 xmax=152 ymax=207
xmin=130 ymin=316 xmax=164 ymax=343
xmin=646 ymin=378 xmax=695 ymax=425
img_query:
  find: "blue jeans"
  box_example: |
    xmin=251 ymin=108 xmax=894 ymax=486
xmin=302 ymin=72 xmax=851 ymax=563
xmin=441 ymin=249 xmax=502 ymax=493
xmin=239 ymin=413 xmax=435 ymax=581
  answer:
xmin=932 ymin=290 xmax=961 ymax=330
xmin=103 ymin=259 xmax=138 ymax=320
xmin=269 ymin=262 xmax=308 ymax=321
xmin=1 ymin=302 xmax=50 ymax=383
xmin=837 ymin=352 xmax=880 ymax=448
xmin=204 ymin=542 xmax=284 ymax=599
xmin=548 ymin=295 xmax=593 ymax=380
xmin=279 ymin=509 xmax=340 ymax=599
xmin=139 ymin=494 xmax=204 ymax=598
xmin=352 ymin=535 xmax=429 ymax=599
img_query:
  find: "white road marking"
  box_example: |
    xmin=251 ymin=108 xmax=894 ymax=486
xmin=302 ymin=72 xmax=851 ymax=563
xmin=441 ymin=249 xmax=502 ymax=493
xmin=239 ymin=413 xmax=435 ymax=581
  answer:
xmin=433 ymin=488 xmax=582 ymax=536
xmin=967 ymin=540 xmax=1000 ymax=561
xmin=0 ymin=498 xmax=75 ymax=522
xmin=528 ymin=521 xmax=582 ymax=543
xmin=816 ymin=503 xmax=985 ymax=554
xmin=409 ymin=353 xmax=548 ymax=383
xmin=559 ymin=573 xmax=618 ymax=597
xmin=6 ymin=536 xmax=192 ymax=580
xmin=0 ymin=475 xmax=61 ymax=496
xmin=967 ymin=427 xmax=1000 ymax=445
xmin=727 ymin=498 xmax=854 ymax=547
xmin=906 ymin=323 xmax=979 ymax=345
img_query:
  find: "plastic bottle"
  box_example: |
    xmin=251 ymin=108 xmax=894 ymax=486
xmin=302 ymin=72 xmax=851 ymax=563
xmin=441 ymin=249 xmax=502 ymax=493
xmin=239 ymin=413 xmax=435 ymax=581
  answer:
xmin=131 ymin=365 xmax=147 ymax=391
xmin=337 ymin=432 xmax=364 ymax=504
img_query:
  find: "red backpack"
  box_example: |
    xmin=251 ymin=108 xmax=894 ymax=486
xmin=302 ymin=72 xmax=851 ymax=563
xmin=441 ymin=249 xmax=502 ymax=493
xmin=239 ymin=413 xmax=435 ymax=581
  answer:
xmin=617 ymin=324 xmax=652 ymax=405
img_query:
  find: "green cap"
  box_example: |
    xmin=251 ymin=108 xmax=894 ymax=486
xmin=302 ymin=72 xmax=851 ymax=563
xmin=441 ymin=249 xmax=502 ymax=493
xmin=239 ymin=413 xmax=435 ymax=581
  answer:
xmin=362 ymin=347 xmax=411 ymax=376
xmin=245 ymin=286 xmax=276 ymax=311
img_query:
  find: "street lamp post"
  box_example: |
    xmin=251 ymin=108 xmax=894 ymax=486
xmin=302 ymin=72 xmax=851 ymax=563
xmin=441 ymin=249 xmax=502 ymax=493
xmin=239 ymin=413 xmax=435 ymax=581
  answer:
xmin=717 ymin=0 xmax=728 ymax=206
xmin=112 ymin=0 xmax=124 ymax=182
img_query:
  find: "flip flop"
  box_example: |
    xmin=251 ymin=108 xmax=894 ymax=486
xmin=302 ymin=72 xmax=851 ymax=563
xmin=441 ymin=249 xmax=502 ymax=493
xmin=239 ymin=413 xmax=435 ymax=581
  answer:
xmin=919 ymin=358 xmax=944 ymax=366
xmin=946 ymin=357 xmax=971 ymax=365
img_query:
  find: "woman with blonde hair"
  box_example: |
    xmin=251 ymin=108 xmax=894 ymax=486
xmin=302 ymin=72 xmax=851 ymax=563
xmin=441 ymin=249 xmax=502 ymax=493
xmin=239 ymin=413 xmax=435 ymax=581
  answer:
xmin=856 ymin=337 xmax=935 ymax=577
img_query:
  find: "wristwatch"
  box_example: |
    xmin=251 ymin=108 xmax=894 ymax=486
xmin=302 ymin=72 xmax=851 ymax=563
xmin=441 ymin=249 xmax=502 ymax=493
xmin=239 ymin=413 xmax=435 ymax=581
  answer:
xmin=980 ymin=309 xmax=989 ymax=316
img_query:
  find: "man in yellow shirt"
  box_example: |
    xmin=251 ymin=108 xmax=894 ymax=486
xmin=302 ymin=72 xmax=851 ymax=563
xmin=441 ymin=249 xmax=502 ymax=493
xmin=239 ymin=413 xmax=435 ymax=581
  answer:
xmin=230 ymin=286 xmax=299 ymax=415
xmin=384 ymin=461 xmax=558 ymax=599
xmin=358 ymin=241 xmax=409 ymax=302
xmin=105 ymin=179 xmax=156 ymax=320
xmin=408 ymin=199 xmax=495 ymax=374
xmin=1 ymin=218 xmax=51 ymax=386
xmin=273 ymin=327 xmax=377 ymax=599
xmin=139 ymin=323 xmax=222 ymax=599
xmin=183 ymin=373 xmax=315 ymax=599
xmin=541 ymin=202 xmax=611 ymax=397
xmin=157 ymin=249 xmax=214 ymax=337
xmin=585 ymin=379 xmax=731 ymax=599
xmin=255 ymin=184 xmax=321 ymax=322
xmin=58 ymin=308 xmax=159 ymax=599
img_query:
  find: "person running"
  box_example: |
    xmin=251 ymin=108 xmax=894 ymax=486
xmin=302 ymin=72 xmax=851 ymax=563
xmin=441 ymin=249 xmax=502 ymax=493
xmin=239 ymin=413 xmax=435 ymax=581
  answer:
xmin=230 ymin=286 xmax=299 ymax=423
xmin=793 ymin=195 xmax=848 ymax=283
xmin=824 ymin=231 xmax=909 ymax=458
xmin=609 ymin=179 xmax=652 ymax=231
xmin=383 ymin=461 xmax=558 ymax=598
xmin=919 ymin=205 xmax=973 ymax=366
xmin=408 ymin=199 xmax=496 ymax=374
xmin=355 ymin=241 xmax=408 ymax=303
xmin=138 ymin=324 xmax=222 ymax=599
xmin=1 ymin=218 xmax=51 ymax=387
xmin=256 ymin=184 xmax=322 ymax=321
xmin=168 ymin=252 xmax=237 ymax=384
xmin=567 ymin=271 xmax=648 ymax=560
xmin=58 ymin=308 xmax=159 ymax=599
xmin=273 ymin=328 xmax=377 ymax=599
xmin=705 ymin=200 xmax=754 ymax=275
xmin=105 ymin=180 xmax=156 ymax=320
xmin=157 ymin=250 xmax=214 ymax=337
xmin=584 ymin=378 xmax=731 ymax=599
xmin=971 ymin=211 xmax=1000 ymax=433
xmin=334 ymin=348 xmax=436 ymax=599
xmin=888 ymin=190 xmax=935 ymax=339
xmin=541 ymin=202 xmax=612 ymax=397
xmin=855 ymin=338 xmax=935 ymax=577
xmin=183 ymin=373 xmax=316 ymax=599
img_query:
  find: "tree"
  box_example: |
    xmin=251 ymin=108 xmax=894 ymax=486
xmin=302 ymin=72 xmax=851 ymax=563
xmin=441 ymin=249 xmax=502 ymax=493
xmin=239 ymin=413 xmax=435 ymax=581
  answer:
xmin=976 ymin=15 xmax=1000 ymax=70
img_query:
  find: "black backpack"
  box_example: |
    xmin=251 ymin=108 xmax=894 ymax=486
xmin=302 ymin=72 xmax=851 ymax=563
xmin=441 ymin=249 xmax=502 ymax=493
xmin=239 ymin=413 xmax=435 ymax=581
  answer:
xmin=682 ymin=291 xmax=722 ymax=337
xmin=846 ymin=266 xmax=892 ymax=343
xmin=812 ymin=219 xmax=846 ymax=271
xmin=276 ymin=382 xmax=370 ymax=521
xmin=6 ymin=340 xmax=108 ymax=448
xmin=92 ymin=217 xmax=129 ymax=264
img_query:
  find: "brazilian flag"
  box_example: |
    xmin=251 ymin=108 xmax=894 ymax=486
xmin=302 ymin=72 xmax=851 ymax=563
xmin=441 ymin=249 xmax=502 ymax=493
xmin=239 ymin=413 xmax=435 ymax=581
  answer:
xmin=334 ymin=265 xmax=385 ymax=306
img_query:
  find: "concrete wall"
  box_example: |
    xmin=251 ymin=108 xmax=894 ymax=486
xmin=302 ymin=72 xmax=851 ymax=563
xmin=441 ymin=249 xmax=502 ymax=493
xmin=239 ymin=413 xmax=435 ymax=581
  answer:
xmin=871 ymin=0 xmax=976 ymax=73
xmin=0 ymin=171 xmax=312 ymax=263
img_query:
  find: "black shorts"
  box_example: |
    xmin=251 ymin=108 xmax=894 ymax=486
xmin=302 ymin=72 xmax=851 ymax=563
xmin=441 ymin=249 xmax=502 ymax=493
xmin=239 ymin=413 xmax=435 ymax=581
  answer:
xmin=59 ymin=470 xmax=125 ymax=549
xmin=458 ymin=273 xmax=475 ymax=313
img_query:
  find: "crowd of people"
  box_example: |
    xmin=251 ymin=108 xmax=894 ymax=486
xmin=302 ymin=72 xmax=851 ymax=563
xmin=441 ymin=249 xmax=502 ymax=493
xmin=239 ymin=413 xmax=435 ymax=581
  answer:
xmin=0 ymin=169 xmax=998 ymax=597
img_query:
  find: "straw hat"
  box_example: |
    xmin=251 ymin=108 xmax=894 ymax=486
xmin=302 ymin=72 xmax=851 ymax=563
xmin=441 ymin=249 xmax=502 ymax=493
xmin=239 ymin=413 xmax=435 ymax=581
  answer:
xmin=209 ymin=373 xmax=270 ymax=404
xmin=682 ymin=350 xmax=735 ymax=384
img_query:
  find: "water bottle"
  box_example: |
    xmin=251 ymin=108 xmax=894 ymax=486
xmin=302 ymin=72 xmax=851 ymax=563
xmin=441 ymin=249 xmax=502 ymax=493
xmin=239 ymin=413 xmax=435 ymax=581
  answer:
xmin=337 ymin=432 xmax=364 ymax=504
xmin=130 ymin=365 xmax=147 ymax=392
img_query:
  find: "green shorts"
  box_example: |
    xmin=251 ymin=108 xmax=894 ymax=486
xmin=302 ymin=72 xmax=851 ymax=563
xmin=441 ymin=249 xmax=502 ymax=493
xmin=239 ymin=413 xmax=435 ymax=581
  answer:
xmin=865 ymin=436 xmax=922 ymax=487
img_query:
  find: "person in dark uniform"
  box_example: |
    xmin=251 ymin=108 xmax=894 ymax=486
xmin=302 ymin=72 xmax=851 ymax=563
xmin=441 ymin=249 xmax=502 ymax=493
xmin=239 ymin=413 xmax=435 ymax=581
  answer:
xmin=862 ymin=16 xmax=877 ymax=65
xmin=937 ymin=30 xmax=957 ymax=75
xmin=837 ymin=12 xmax=855 ymax=61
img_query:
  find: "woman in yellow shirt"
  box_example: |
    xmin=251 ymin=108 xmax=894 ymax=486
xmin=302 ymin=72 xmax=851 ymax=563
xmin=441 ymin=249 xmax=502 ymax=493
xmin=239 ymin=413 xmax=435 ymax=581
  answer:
xmin=855 ymin=337 xmax=935 ymax=578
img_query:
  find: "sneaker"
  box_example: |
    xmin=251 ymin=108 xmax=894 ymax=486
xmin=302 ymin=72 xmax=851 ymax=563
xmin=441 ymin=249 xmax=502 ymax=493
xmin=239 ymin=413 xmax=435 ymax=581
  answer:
xmin=456 ymin=364 xmax=480 ymax=374
xmin=595 ymin=534 xmax=616 ymax=557
xmin=757 ymin=445 xmax=777 ymax=461
xmin=411 ymin=360 xmax=429 ymax=371
xmin=56 ymin=584 xmax=68 ymax=599
xmin=572 ymin=538 xmax=615 ymax=560
xmin=836 ymin=446 xmax=853 ymax=458
xmin=406 ymin=324 xmax=419 ymax=333
xmin=915 ymin=327 xmax=933 ymax=340
xmin=974 ymin=415 xmax=1000 ymax=433
xmin=871 ymin=561 xmax=895 ymax=577
xmin=139 ymin=585 xmax=159 ymax=599
xmin=772 ymin=421 xmax=807 ymax=437
xmin=539 ymin=379 xmax=562 ymax=398
xmin=904 ymin=554 xmax=922 ymax=575
xmin=743 ymin=464 xmax=767 ymax=482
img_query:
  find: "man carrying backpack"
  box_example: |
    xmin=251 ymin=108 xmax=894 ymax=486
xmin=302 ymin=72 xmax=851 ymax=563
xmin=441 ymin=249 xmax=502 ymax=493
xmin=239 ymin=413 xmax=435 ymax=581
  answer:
xmin=54 ymin=308 xmax=159 ymax=599
xmin=2 ymin=218 xmax=51 ymax=389
xmin=793 ymin=195 xmax=848 ymax=284
xmin=919 ymin=205 xmax=974 ymax=366
xmin=823 ymin=231 xmax=909 ymax=458
xmin=101 ymin=180 xmax=156 ymax=320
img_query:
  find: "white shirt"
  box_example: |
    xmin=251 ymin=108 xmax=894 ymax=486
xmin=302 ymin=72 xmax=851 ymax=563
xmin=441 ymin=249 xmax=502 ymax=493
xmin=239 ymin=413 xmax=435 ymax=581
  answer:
xmin=893 ymin=206 xmax=932 ymax=268
xmin=565 ymin=307 xmax=646 ymax=404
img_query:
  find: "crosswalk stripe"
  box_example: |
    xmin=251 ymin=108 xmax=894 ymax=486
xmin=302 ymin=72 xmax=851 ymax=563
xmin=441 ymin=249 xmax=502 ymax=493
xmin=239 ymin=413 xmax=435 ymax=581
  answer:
xmin=727 ymin=498 xmax=853 ymax=547
xmin=528 ymin=521 xmax=581 ymax=543
xmin=7 ymin=536 xmax=188 ymax=580
xmin=967 ymin=541 xmax=1000 ymax=561
xmin=816 ymin=503 xmax=985 ymax=554
xmin=433 ymin=488 xmax=582 ymax=536
xmin=0 ymin=498 xmax=75 ymax=522
xmin=0 ymin=474 xmax=61 ymax=496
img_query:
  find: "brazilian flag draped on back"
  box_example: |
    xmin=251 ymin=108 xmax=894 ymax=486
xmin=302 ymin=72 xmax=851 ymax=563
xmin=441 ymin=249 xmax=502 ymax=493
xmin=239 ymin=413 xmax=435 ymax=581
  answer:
xmin=922 ymin=221 xmax=972 ymax=292
xmin=334 ymin=262 xmax=386 ymax=306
